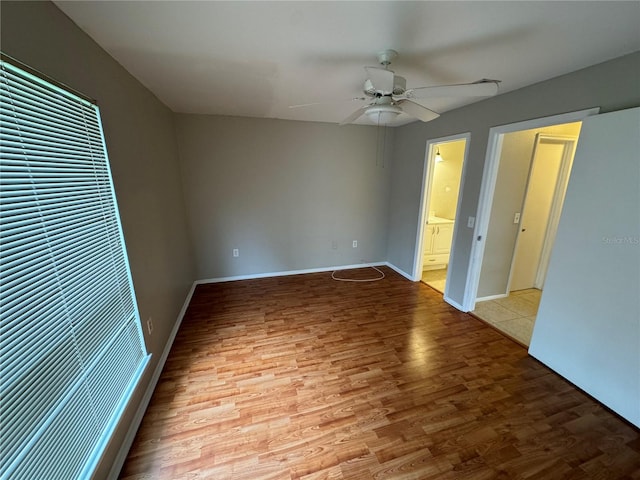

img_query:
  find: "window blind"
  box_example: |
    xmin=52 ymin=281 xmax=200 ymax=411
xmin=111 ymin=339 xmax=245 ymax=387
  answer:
xmin=0 ymin=58 xmax=150 ymax=479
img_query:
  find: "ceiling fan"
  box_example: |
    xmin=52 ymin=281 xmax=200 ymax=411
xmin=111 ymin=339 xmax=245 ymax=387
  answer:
xmin=290 ymin=49 xmax=500 ymax=125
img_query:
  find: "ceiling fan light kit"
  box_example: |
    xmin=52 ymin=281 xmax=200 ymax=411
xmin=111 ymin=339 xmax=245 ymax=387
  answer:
xmin=365 ymin=104 xmax=402 ymax=124
xmin=292 ymin=49 xmax=500 ymax=126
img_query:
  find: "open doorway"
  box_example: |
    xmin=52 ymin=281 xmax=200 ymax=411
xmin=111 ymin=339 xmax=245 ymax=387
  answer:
xmin=416 ymin=135 xmax=468 ymax=295
xmin=472 ymin=122 xmax=582 ymax=345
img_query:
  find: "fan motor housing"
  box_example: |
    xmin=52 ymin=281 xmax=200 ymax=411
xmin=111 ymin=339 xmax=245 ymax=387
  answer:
xmin=364 ymin=75 xmax=406 ymax=96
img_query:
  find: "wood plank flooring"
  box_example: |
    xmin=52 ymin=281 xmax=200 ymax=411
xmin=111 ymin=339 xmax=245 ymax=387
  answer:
xmin=120 ymin=267 xmax=640 ymax=479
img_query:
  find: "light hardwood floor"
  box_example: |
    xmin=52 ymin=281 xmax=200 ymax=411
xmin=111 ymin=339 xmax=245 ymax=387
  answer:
xmin=120 ymin=267 xmax=640 ymax=479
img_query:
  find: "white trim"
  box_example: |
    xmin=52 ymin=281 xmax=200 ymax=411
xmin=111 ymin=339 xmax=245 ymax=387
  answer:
xmin=412 ymin=133 xmax=471 ymax=282
xmin=385 ymin=261 xmax=414 ymax=281
xmin=462 ymin=107 xmax=600 ymax=312
xmin=107 ymin=281 xmax=197 ymax=480
xmin=476 ymin=293 xmax=509 ymax=303
xmin=195 ymin=262 xmax=388 ymax=285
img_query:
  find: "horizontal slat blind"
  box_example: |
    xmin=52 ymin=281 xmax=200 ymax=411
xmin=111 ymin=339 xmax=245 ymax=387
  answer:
xmin=0 ymin=59 xmax=149 ymax=479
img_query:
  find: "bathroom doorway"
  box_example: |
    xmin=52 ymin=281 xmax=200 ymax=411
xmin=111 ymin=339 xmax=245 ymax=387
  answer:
xmin=416 ymin=135 xmax=468 ymax=295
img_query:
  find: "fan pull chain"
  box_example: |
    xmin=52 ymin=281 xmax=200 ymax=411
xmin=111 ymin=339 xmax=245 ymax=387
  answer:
xmin=375 ymin=114 xmax=381 ymax=167
xmin=383 ymin=123 xmax=387 ymax=168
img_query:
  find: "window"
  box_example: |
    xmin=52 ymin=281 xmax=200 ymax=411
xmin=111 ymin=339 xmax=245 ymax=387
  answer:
xmin=0 ymin=57 xmax=149 ymax=478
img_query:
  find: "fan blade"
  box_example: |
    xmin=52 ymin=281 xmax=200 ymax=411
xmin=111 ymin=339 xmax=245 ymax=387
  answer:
xmin=288 ymin=97 xmax=366 ymax=109
xmin=406 ymin=80 xmax=499 ymax=99
xmin=397 ymin=100 xmax=440 ymax=123
xmin=339 ymin=106 xmax=367 ymax=125
xmin=289 ymin=101 xmax=330 ymax=109
xmin=365 ymin=67 xmax=394 ymax=95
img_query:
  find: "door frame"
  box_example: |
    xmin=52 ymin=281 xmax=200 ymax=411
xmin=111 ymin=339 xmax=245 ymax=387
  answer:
xmin=462 ymin=108 xmax=599 ymax=312
xmin=507 ymin=134 xmax=578 ymax=292
xmin=412 ymin=132 xmax=471 ymax=298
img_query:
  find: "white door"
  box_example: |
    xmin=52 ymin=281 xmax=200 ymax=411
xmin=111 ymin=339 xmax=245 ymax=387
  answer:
xmin=510 ymin=139 xmax=565 ymax=291
xmin=529 ymin=107 xmax=640 ymax=427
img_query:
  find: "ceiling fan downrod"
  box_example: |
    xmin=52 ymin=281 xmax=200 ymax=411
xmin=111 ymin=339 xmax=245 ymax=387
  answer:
xmin=376 ymin=49 xmax=398 ymax=68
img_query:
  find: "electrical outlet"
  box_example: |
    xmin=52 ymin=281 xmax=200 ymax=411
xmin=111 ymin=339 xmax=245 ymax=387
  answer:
xmin=233 ymin=248 xmax=239 ymax=257
xmin=352 ymin=240 xmax=358 ymax=248
xmin=146 ymin=317 xmax=153 ymax=335
xmin=467 ymin=216 xmax=475 ymax=228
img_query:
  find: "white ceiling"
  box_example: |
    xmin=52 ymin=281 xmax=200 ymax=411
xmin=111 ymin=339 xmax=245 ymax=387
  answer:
xmin=54 ymin=1 xmax=640 ymax=126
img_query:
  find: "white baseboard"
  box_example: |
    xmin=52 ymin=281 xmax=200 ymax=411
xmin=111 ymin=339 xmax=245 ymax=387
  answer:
xmin=475 ymin=293 xmax=509 ymax=302
xmin=195 ymin=262 xmax=388 ymax=285
xmin=384 ymin=262 xmax=414 ymax=281
xmin=108 ymin=281 xmax=197 ymax=480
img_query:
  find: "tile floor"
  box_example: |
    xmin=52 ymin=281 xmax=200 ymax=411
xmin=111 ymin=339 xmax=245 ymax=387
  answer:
xmin=421 ymin=267 xmax=447 ymax=294
xmin=472 ymin=289 xmax=542 ymax=346
xmin=421 ymin=268 xmax=541 ymax=347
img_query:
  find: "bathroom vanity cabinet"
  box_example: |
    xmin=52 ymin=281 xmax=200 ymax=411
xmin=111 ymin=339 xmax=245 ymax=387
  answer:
xmin=423 ymin=217 xmax=454 ymax=269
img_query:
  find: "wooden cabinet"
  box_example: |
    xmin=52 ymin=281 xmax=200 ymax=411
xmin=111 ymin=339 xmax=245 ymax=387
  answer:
xmin=423 ymin=218 xmax=454 ymax=270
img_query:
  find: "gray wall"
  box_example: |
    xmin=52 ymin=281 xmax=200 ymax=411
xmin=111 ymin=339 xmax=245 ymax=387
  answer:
xmin=1 ymin=2 xmax=196 ymax=478
xmin=387 ymin=52 xmax=640 ymax=305
xmin=175 ymin=114 xmax=393 ymax=279
xmin=530 ymin=107 xmax=640 ymax=427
